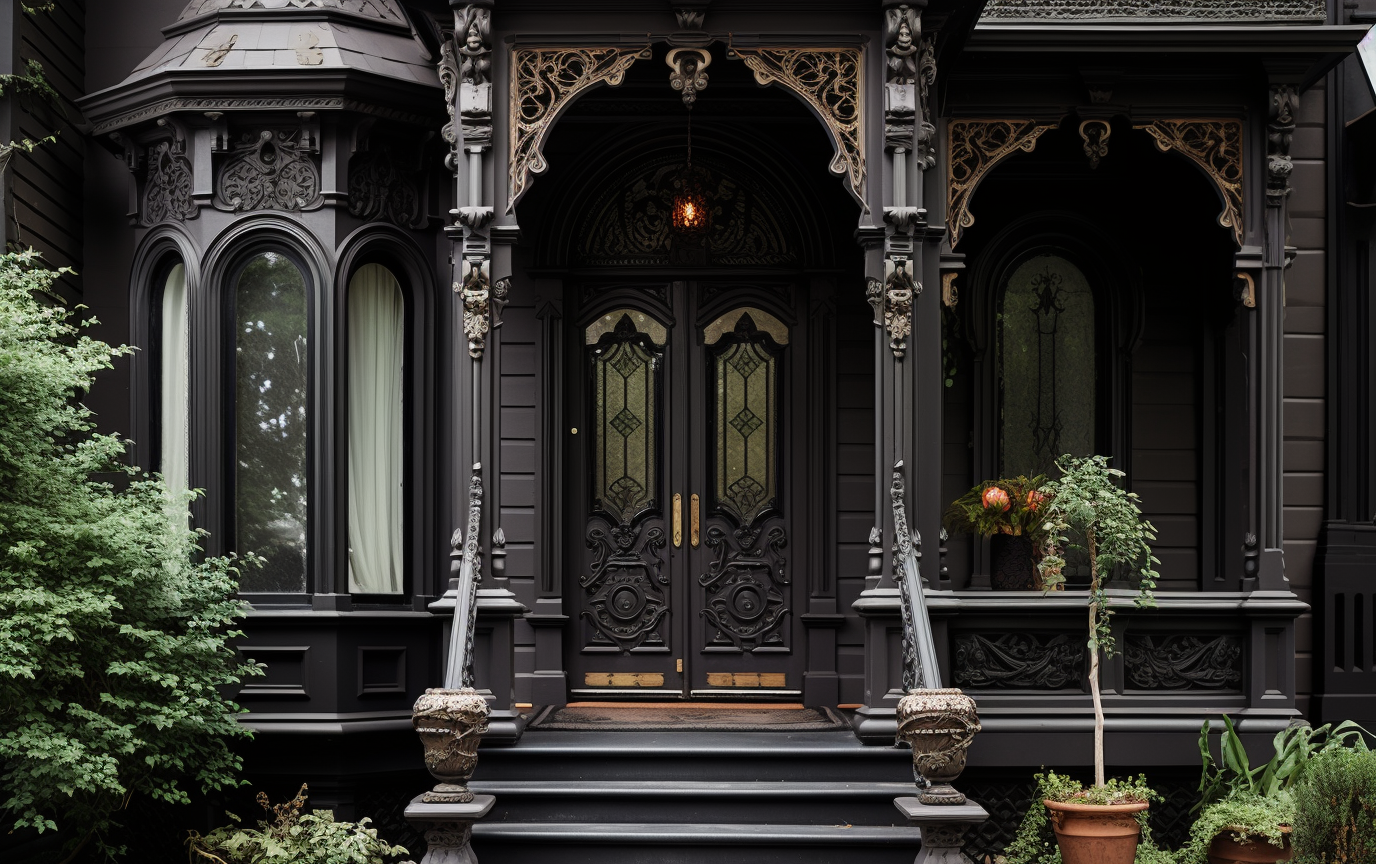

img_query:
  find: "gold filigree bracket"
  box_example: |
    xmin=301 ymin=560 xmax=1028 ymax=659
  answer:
xmin=508 ymin=45 xmax=652 ymax=212
xmin=947 ymin=119 xmax=1057 ymax=249
xmin=728 ymin=44 xmax=866 ymax=211
xmin=1135 ymin=119 xmax=1244 ymax=247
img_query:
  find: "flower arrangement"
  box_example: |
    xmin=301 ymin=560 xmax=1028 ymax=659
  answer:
xmin=943 ymin=475 xmax=1049 ymax=539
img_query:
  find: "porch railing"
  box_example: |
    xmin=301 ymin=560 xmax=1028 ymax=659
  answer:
xmin=891 ymin=460 xmax=942 ymax=691
xmin=444 ymin=463 xmax=487 ymax=690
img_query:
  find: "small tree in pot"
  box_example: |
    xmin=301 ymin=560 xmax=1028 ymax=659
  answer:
xmin=1034 ymin=454 xmax=1159 ymax=864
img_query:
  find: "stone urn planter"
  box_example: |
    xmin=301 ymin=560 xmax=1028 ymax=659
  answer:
xmin=895 ymin=688 xmax=981 ymax=805
xmin=1044 ymin=799 xmax=1149 ymax=864
xmin=412 ymin=687 xmax=490 ymax=803
xmin=1206 ymin=827 xmax=1293 ymax=864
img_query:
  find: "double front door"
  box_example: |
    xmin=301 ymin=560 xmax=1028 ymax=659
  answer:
xmin=568 ymin=280 xmax=808 ymax=699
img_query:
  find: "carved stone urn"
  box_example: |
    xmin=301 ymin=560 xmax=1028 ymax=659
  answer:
xmin=895 ymin=688 xmax=982 ymax=805
xmin=412 ymin=687 xmax=490 ymax=803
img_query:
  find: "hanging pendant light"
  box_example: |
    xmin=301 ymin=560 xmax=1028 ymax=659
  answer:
xmin=671 ymin=109 xmax=711 ymax=236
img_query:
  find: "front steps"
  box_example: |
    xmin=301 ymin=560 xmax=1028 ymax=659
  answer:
xmin=469 ymin=730 xmax=926 ymax=863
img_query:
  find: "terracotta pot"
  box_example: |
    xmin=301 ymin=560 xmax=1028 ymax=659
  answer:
xmin=412 ymin=687 xmax=490 ymax=803
xmin=895 ymin=689 xmax=982 ymax=805
xmin=990 ymin=533 xmax=1036 ymax=590
xmin=1206 ymin=827 xmax=1293 ymax=864
xmin=1044 ymin=799 xmax=1149 ymax=864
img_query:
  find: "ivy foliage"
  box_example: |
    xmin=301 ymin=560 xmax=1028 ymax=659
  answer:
xmin=1175 ymin=792 xmax=1294 ymax=864
xmin=998 ymin=771 xmax=1170 ymax=864
xmin=186 ymin=785 xmax=412 ymax=864
xmin=0 ymin=251 xmax=258 ymax=860
xmin=1293 ymin=747 xmax=1376 ymax=864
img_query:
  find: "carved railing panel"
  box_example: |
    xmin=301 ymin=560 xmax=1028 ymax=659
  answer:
xmin=953 ymin=632 xmax=1085 ymax=690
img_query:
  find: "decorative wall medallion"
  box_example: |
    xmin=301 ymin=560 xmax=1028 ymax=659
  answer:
xmin=142 ymin=141 xmax=196 ymax=225
xmin=508 ymin=45 xmax=652 ymax=211
xmin=981 ymin=0 xmax=1325 ymax=21
xmin=868 ymin=257 xmax=918 ymax=359
xmin=456 ymin=258 xmax=508 ymax=360
xmin=1124 ymin=634 xmax=1244 ymax=690
xmin=576 ymin=155 xmax=795 ymax=267
xmin=1135 ymin=119 xmax=1243 ymax=246
xmin=953 ymin=632 xmax=1085 ymax=690
xmin=728 ymin=45 xmax=866 ymax=209
xmin=947 ymin=119 xmax=1056 ymax=248
xmin=1267 ymin=85 xmax=1297 ymax=208
xmin=215 ymin=129 xmax=322 ymax=212
xmin=348 ymin=144 xmax=423 ymax=228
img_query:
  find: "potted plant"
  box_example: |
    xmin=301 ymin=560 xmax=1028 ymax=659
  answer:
xmin=1000 ymin=772 xmax=1171 ymax=864
xmin=1035 ymin=455 xmax=1160 ymax=864
xmin=944 ymin=474 xmax=1048 ymax=589
xmin=1293 ymin=746 xmax=1376 ymax=863
xmin=186 ymin=784 xmax=413 ymax=864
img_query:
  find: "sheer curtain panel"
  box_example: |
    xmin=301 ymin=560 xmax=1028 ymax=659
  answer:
xmin=160 ymin=263 xmax=189 ymax=515
xmin=347 ymin=263 xmax=405 ymax=594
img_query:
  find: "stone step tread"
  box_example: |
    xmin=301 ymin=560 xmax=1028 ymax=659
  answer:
xmin=472 ymin=822 xmax=923 ymax=846
xmin=482 ymin=730 xmax=909 ymax=759
xmin=471 ymin=780 xmax=917 ymax=797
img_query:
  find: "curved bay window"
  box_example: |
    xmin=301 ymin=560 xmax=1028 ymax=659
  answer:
xmin=233 ymin=250 xmax=310 ymax=594
xmin=346 ymin=263 xmax=405 ymax=595
xmin=999 ymin=254 xmax=1097 ymax=477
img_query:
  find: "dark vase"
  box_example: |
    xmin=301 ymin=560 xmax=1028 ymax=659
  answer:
xmin=989 ymin=533 xmax=1036 ymax=590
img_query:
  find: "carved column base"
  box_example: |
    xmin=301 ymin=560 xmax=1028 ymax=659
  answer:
xmin=405 ymin=794 xmax=494 ymax=864
xmin=895 ymin=797 xmax=989 ymax=864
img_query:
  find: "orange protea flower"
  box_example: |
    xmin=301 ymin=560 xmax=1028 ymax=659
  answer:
xmin=1026 ymin=490 xmax=1046 ymax=512
xmin=982 ymin=486 xmax=1011 ymax=511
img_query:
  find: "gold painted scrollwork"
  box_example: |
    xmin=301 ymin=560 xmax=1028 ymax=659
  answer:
xmin=728 ymin=45 xmax=866 ymax=209
xmin=508 ymin=45 xmax=652 ymax=212
xmin=1135 ymin=119 xmax=1244 ymax=247
xmin=947 ymin=119 xmax=1056 ymax=249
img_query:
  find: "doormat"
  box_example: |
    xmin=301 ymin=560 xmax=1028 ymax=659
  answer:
xmin=526 ymin=704 xmax=851 ymax=732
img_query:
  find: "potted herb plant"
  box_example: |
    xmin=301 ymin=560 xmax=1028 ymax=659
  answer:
xmin=944 ymin=474 xmax=1048 ymax=589
xmin=1034 ymin=455 xmax=1160 ymax=864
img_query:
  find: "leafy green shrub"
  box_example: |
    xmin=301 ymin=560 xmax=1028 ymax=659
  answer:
xmin=0 ymin=251 xmax=258 ymax=860
xmin=1176 ymin=792 xmax=1294 ymax=864
xmin=999 ymin=772 xmax=1168 ymax=864
xmin=186 ymin=785 xmax=412 ymax=864
xmin=1293 ymin=747 xmax=1376 ymax=864
xmin=1196 ymin=717 xmax=1369 ymax=810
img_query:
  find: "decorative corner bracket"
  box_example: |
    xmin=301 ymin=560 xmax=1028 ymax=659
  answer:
xmin=457 ymin=258 xmax=510 ymax=360
xmin=867 ymin=257 xmax=920 ymax=359
xmin=947 ymin=119 xmax=1056 ymax=249
xmin=728 ymin=44 xmax=866 ymax=210
xmin=1235 ymin=271 xmax=1256 ymax=308
xmin=1135 ymin=119 xmax=1244 ymax=247
xmin=508 ymin=45 xmax=652 ymax=212
xmin=941 ymin=272 xmax=958 ymax=308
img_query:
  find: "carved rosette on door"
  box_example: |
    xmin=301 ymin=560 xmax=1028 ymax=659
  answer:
xmin=583 ymin=311 xmax=671 ymax=651
xmin=700 ymin=310 xmax=790 ymax=651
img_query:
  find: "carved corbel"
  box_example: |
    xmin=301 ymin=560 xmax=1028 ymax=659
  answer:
xmin=869 ymin=257 xmax=920 ymax=359
xmin=204 ymin=112 xmax=230 ymax=153
xmin=667 ymin=48 xmax=711 ymax=107
xmin=1079 ymin=119 xmax=1110 ymax=169
xmin=1266 ymin=85 xmax=1297 ymax=208
xmin=942 ymin=272 xmax=958 ymax=308
xmin=456 ymin=206 xmax=494 ymax=230
xmin=458 ymin=259 xmax=510 ymax=360
xmin=295 ymin=111 xmax=320 ymax=154
xmin=884 ymin=5 xmax=919 ymax=157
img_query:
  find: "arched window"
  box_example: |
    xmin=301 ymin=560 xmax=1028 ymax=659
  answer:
xmin=998 ymin=254 xmax=1096 ymax=478
xmin=158 ymin=262 xmax=189 ymax=511
xmin=233 ymin=250 xmax=310 ymax=593
xmin=346 ymin=263 xmax=405 ymax=595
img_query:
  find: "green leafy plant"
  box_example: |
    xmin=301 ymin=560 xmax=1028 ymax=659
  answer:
xmin=1036 ymin=454 xmax=1158 ymax=787
xmin=999 ymin=772 xmax=1168 ymax=864
xmin=1293 ymin=747 xmax=1376 ymax=864
xmin=944 ymin=475 xmax=1049 ymax=539
xmin=0 ymin=251 xmax=259 ymax=862
xmin=1175 ymin=792 xmax=1294 ymax=864
xmin=186 ymin=785 xmax=412 ymax=864
xmin=1196 ymin=716 xmax=1370 ymax=811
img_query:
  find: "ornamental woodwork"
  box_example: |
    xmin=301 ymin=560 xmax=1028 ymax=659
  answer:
xmin=947 ymin=119 xmax=1056 ymax=248
xmin=1124 ymin=634 xmax=1244 ymax=690
xmin=457 ymin=259 xmax=508 ymax=360
xmin=1267 ymin=85 xmax=1298 ymax=207
xmin=727 ymin=45 xmax=866 ymax=208
xmin=667 ymin=47 xmax=711 ymax=107
xmin=953 ymin=632 xmax=1085 ymax=690
xmin=348 ymin=144 xmax=423 ymax=229
xmin=868 ymin=257 xmax=919 ymax=359
xmin=1136 ymin=119 xmax=1244 ymax=246
xmin=508 ymin=45 xmax=651 ymax=211
xmin=215 ymin=129 xmax=322 ymax=212
xmin=142 ymin=140 xmax=196 ymax=225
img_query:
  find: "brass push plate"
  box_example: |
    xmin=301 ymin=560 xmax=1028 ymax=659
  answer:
xmin=690 ymin=493 xmax=700 ymax=547
xmin=672 ymin=493 xmax=682 ymax=547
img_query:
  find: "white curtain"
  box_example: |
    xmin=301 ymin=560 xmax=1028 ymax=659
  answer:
xmin=159 ymin=263 xmax=189 ymax=520
xmin=347 ymin=264 xmax=405 ymax=594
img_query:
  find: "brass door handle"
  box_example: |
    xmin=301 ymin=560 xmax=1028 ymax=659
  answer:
xmin=690 ymin=494 xmax=700 ymax=547
xmin=673 ymin=493 xmax=683 ymax=547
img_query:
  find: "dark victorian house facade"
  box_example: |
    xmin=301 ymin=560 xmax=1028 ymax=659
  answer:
xmin=2 ymin=0 xmax=1374 ymax=859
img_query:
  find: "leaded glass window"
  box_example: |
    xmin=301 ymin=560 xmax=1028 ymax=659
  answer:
xmin=588 ymin=312 xmax=664 ymax=524
xmin=708 ymin=311 xmax=785 ymax=526
xmin=234 ymin=251 xmax=309 ymax=593
xmin=999 ymin=254 xmax=1096 ymax=478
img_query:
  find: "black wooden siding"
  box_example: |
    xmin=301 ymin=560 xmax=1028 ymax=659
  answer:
xmin=500 ymin=300 xmax=540 ymax=700
xmin=835 ymin=289 xmax=875 ymax=705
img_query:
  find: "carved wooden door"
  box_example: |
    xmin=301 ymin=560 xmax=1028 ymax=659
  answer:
xmin=568 ymin=281 xmax=805 ymax=700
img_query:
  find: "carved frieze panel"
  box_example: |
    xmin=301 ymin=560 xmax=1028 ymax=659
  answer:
xmin=1124 ymin=634 xmax=1244 ymax=691
xmin=1136 ymin=119 xmax=1244 ymax=246
xmin=953 ymin=632 xmax=1085 ymax=690
xmin=508 ymin=45 xmax=651 ymax=211
xmin=576 ymin=155 xmax=795 ymax=267
xmin=728 ymin=45 xmax=865 ymax=208
xmin=348 ymin=143 xmax=423 ymax=229
xmin=981 ymin=0 xmax=1325 ymax=21
xmin=142 ymin=140 xmax=196 ymax=225
xmin=947 ymin=119 xmax=1056 ymax=249
xmin=215 ymin=129 xmax=322 ymax=212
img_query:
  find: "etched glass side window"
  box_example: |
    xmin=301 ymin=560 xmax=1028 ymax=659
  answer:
xmin=999 ymin=254 xmax=1095 ymax=478
xmin=587 ymin=311 xmax=663 ymax=524
xmin=234 ymin=251 xmax=309 ymax=593
xmin=708 ymin=311 xmax=786 ymax=526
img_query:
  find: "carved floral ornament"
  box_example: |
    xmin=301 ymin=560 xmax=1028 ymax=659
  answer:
xmin=508 ymin=43 xmax=866 ymax=212
xmin=456 ymin=257 xmax=509 ymax=360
